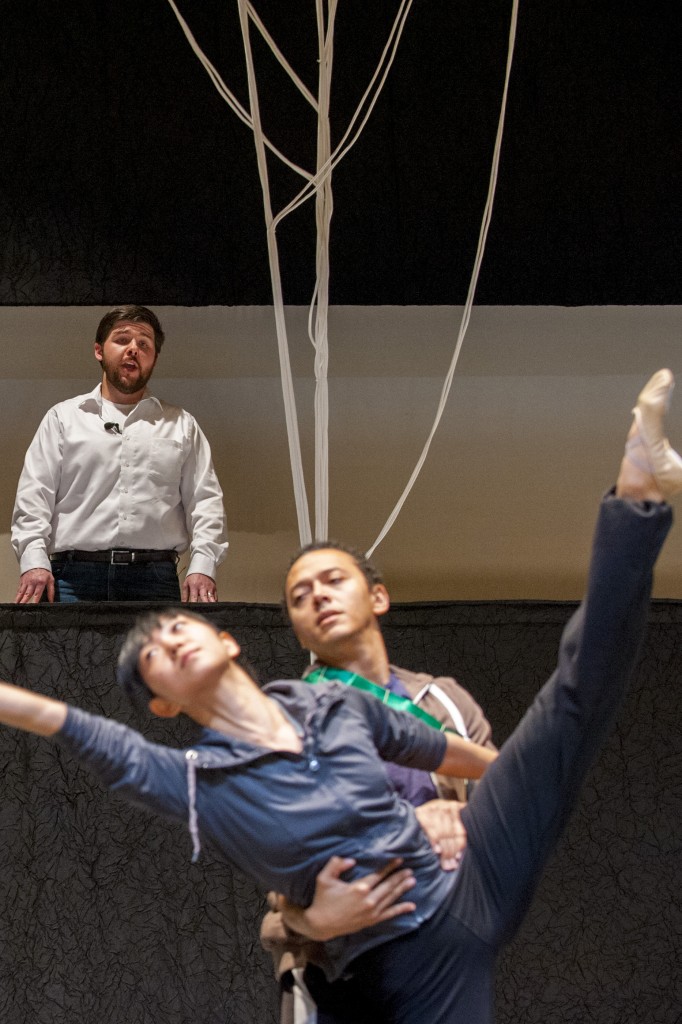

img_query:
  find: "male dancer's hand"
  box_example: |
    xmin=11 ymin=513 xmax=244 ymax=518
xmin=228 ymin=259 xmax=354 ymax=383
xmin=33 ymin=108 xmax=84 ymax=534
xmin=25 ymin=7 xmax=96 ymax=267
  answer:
xmin=415 ymin=799 xmax=467 ymax=870
xmin=277 ymin=856 xmax=416 ymax=942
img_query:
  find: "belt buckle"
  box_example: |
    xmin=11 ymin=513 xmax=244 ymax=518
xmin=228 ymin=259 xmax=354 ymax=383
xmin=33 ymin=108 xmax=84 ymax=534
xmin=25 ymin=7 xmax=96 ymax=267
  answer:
xmin=110 ymin=549 xmax=133 ymax=564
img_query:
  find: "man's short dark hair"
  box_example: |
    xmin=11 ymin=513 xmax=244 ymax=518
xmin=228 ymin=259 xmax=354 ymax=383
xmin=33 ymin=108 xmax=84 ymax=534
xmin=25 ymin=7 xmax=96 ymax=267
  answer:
xmin=116 ymin=608 xmax=213 ymax=706
xmin=96 ymin=305 xmax=165 ymax=354
xmin=284 ymin=541 xmax=384 ymax=611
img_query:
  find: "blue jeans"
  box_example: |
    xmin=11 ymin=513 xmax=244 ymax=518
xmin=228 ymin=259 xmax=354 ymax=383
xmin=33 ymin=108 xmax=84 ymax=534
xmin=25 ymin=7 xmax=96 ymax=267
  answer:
xmin=51 ymin=559 xmax=181 ymax=603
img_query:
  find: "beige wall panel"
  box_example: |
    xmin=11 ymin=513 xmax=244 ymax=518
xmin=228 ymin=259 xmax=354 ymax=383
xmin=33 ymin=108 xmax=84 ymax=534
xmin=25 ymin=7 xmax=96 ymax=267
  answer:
xmin=0 ymin=306 xmax=680 ymax=602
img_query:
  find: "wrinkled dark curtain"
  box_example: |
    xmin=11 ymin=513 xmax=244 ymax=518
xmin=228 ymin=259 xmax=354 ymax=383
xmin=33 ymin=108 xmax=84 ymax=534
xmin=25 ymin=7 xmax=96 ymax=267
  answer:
xmin=0 ymin=600 xmax=680 ymax=1023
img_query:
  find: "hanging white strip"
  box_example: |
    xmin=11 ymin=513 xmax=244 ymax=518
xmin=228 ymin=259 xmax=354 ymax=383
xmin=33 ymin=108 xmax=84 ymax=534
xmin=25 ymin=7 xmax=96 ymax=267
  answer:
xmin=164 ymin=0 xmax=511 ymax=556
xmin=236 ymin=0 xmax=312 ymax=544
xmin=310 ymin=0 xmax=337 ymax=540
xmin=303 ymin=0 xmax=412 ymax=543
xmin=273 ymin=0 xmax=414 ymax=231
xmin=367 ymin=0 xmax=520 ymax=558
xmin=165 ymin=0 xmax=313 ymax=181
xmin=247 ymin=1 xmax=319 ymax=110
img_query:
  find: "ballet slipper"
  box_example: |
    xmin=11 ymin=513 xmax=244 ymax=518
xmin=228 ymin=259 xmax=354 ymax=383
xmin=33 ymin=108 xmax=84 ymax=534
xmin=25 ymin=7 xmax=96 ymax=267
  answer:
xmin=626 ymin=368 xmax=682 ymax=498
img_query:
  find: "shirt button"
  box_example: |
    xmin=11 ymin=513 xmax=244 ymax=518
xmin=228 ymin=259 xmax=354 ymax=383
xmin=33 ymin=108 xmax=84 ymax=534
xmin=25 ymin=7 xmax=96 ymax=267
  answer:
xmin=308 ymin=758 xmax=319 ymax=772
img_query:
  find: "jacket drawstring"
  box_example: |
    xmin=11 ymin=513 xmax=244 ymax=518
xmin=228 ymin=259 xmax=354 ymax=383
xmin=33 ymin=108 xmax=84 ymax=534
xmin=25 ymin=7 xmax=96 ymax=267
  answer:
xmin=185 ymin=750 xmax=201 ymax=863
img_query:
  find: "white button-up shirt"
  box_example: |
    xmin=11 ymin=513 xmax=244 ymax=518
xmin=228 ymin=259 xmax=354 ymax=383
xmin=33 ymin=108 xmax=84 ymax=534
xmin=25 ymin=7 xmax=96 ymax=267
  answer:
xmin=12 ymin=385 xmax=228 ymax=578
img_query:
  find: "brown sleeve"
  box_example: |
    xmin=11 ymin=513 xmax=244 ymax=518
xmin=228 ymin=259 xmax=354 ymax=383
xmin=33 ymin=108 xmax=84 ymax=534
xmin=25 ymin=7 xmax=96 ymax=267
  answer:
xmin=432 ymin=674 xmax=496 ymax=750
xmin=389 ymin=665 xmax=496 ymax=802
xmin=390 ymin=665 xmax=496 ymax=750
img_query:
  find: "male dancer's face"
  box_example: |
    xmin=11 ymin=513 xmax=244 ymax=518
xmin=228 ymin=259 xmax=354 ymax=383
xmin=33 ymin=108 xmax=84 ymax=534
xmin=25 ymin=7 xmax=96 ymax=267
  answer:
xmin=285 ymin=548 xmax=388 ymax=658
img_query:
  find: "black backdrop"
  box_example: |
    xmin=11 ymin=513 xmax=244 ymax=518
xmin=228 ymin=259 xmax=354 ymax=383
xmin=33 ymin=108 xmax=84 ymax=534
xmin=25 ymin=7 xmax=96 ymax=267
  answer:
xmin=1 ymin=0 xmax=680 ymax=306
xmin=0 ymin=600 xmax=680 ymax=1023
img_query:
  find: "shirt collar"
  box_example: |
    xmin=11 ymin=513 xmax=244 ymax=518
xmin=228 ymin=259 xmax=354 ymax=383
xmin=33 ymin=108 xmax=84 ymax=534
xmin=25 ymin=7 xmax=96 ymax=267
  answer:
xmin=189 ymin=680 xmax=345 ymax=769
xmin=78 ymin=383 xmax=162 ymax=413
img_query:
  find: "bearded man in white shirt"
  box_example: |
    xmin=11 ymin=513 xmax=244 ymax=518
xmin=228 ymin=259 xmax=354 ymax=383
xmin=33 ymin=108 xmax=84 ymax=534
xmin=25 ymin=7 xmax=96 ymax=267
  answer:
xmin=11 ymin=305 xmax=228 ymax=604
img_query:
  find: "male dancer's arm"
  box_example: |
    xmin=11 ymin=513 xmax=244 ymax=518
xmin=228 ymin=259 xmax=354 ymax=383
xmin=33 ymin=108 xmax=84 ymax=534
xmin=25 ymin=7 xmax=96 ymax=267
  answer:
xmin=273 ymin=733 xmax=497 ymax=942
xmin=273 ymin=857 xmax=418 ymax=943
xmin=274 ymin=800 xmax=469 ymax=942
xmin=262 ymin=800 xmax=468 ymax=962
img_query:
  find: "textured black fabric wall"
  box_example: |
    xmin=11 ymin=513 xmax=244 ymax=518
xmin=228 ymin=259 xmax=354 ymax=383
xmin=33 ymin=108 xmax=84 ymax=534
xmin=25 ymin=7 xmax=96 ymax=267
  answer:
xmin=0 ymin=601 xmax=679 ymax=1023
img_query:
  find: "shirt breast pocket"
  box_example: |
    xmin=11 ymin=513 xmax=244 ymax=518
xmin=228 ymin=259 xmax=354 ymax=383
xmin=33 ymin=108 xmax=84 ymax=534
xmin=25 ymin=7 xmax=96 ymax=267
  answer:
xmin=148 ymin=439 xmax=185 ymax=495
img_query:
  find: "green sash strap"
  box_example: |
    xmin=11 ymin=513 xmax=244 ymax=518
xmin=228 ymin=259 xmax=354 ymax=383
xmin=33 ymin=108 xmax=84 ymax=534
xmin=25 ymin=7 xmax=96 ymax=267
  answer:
xmin=304 ymin=665 xmax=462 ymax=737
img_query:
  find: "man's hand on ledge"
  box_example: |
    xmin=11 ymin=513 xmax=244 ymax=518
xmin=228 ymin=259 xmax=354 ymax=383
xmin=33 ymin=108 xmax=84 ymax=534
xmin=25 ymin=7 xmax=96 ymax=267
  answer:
xmin=16 ymin=568 xmax=55 ymax=604
xmin=182 ymin=572 xmax=217 ymax=603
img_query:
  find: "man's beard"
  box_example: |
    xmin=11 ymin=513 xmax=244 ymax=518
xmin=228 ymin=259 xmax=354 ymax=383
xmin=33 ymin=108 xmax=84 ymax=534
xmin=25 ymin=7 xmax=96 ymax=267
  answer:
xmin=101 ymin=355 xmax=154 ymax=396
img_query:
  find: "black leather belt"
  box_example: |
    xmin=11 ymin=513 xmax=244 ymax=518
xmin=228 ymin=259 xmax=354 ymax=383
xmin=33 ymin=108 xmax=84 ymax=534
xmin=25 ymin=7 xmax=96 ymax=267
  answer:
xmin=50 ymin=549 xmax=178 ymax=565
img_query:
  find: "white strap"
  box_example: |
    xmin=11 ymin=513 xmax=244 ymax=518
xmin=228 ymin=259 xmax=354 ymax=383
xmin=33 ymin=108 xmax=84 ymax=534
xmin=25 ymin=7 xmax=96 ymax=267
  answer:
xmin=367 ymin=0 xmax=520 ymax=557
xmin=414 ymin=682 xmax=470 ymax=741
xmin=164 ymin=0 xmax=520 ymax=551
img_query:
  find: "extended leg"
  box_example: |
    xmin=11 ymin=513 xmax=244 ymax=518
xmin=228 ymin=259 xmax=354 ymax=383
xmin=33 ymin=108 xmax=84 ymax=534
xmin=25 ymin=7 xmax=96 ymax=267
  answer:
xmin=456 ymin=369 xmax=680 ymax=948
